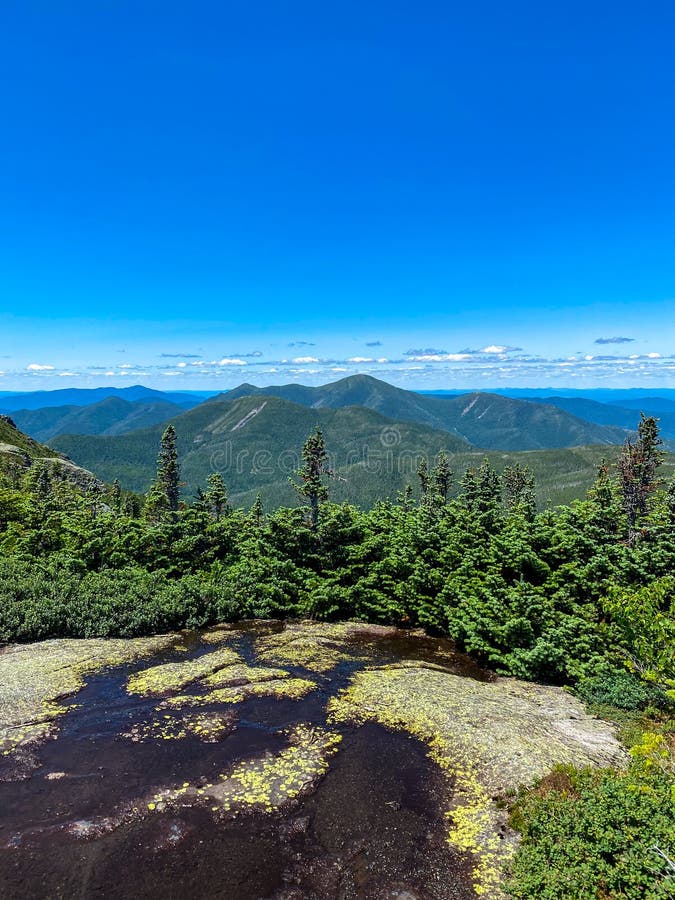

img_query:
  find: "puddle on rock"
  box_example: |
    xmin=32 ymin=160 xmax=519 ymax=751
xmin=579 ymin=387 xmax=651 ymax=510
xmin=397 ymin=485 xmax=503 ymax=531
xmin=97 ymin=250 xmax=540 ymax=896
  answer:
xmin=0 ymin=621 xmax=496 ymax=899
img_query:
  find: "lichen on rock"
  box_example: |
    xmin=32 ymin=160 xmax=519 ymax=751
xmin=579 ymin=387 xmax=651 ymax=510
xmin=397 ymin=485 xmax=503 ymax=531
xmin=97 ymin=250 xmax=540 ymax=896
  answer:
xmin=202 ymin=662 xmax=288 ymax=688
xmin=0 ymin=634 xmax=181 ymax=757
xmin=146 ymin=723 xmax=342 ymax=816
xmin=254 ymin=620 xmax=372 ymax=673
xmin=200 ymin=624 xmax=243 ymax=644
xmin=328 ymin=662 xmax=626 ymax=898
xmin=127 ymin=645 xmax=242 ymax=696
xmin=162 ymin=676 xmax=316 ymax=709
xmin=121 ymin=709 xmax=237 ymax=743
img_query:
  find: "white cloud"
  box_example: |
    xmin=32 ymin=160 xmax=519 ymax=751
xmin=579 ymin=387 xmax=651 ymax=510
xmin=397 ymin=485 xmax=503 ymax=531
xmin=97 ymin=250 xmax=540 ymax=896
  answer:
xmin=58 ymin=372 xmax=76 ymax=377
xmin=347 ymin=356 xmax=372 ymax=363
xmin=480 ymin=345 xmax=507 ymax=354
xmin=408 ymin=353 xmax=473 ymax=362
xmin=217 ymin=358 xmax=247 ymax=366
xmin=647 ymin=352 xmax=661 ymax=359
xmin=26 ymin=363 xmax=55 ymax=371
xmin=177 ymin=362 xmax=187 ymax=368
xmin=292 ymin=356 xmax=319 ymax=364
xmin=376 ymin=357 xmax=388 ymax=363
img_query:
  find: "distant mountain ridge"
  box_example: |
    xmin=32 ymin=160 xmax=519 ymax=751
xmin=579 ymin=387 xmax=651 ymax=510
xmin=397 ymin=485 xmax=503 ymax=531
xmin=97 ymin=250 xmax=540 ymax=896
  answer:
xmin=49 ymin=395 xmax=675 ymax=510
xmin=9 ymin=374 xmax=671 ymax=510
xmin=521 ymin=396 xmax=675 ymax=442
xmin=221 ymin=375 xmax=629 ymax=450
xmin=50 ymin=394 xmax=472 ymax=501
xmin=10 ymin=396 xmax=188 ymax=442
xmin=0 ymin=384 xmax=206 ymax=412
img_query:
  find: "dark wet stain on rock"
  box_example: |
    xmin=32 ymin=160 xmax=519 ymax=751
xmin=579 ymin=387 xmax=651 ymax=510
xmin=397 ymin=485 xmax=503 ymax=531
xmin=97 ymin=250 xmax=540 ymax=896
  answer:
xmin=0 ymin=623 xmax=482 ymax=899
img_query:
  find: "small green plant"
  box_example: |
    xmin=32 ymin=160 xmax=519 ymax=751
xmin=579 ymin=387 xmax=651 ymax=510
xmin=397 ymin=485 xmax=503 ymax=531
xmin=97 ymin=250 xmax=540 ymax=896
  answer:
xmin=576 ymin=669 xmax=670 ymax=712
xmin=506 ymin=735 xmax=675 ymax=899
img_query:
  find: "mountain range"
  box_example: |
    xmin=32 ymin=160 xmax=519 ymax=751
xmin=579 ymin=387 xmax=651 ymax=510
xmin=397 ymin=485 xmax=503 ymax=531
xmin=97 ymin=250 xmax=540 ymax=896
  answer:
xmin=220 ymin=375 xmax=629 ymax=450
xmin=9 ymin=396 xmax=188 ymax=442
xmin=4 ymin=374 xmax=674 ymax=510
xmin=0 ymin=384 xmax=205 ymax=412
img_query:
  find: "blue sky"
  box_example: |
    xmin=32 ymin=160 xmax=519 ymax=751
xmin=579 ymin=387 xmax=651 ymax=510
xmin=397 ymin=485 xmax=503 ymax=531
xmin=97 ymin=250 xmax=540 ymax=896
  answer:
xmin=1 ymin=1 xmax=674 ymax=390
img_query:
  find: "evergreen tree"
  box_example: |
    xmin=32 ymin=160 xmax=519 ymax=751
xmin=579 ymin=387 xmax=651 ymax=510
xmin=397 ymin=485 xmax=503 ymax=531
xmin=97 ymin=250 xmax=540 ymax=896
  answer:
xmin=618 ymin=414 xmax=664 ymax=543
xmin=667 ymin=477 xmax=675 ymax=525
xmin=156 ymin=424 xmax=180 ymax=515
xmin=417 ymin=458 xmax=430 ymax=497
xmin=32 ymin=463 xmax=53 ymax=503
xmin=397 ymin=483 xmax=414 ymax=512
xmin=293 ymin=427 xmax=331 ymax=530
xmin=143 ymin=483 xmax=169 ymax=521
xmin=250 ymin=493 xmax=264 ymax=527
xmin=503 ymin=463 xmax=536 ymax=520
xmin=205 ymin=473 xmax=229 ymax=521
xmin=110 ymin=479 xmax=122 ymax=513
xmin=192 ymin=486 xmax=210 ymax=514
xmin=432 ymin=451 xmax=453 ymax=505
xmin=586 ymin=460 xmax=620 ymax=540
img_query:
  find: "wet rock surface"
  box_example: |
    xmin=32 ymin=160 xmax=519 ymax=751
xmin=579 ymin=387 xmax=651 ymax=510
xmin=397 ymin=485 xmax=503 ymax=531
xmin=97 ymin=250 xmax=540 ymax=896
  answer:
xmin=0 ymin=621 xmax=624 ymax=898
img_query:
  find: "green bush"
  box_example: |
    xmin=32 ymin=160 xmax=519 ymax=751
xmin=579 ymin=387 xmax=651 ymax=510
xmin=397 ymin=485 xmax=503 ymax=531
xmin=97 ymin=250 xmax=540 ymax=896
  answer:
xmin=507 ymin=740 xmax=675 ymax=899
xmin=576 ymin=669 xmax=671 ymax=712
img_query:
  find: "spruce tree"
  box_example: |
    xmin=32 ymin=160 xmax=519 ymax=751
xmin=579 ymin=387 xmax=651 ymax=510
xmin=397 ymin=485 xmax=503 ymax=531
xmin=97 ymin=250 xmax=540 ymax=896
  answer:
xmin=145 ymin=424 xmax=180 ymax=520
xmin=251 ymin=493 xmax=264 ymax=527
xmin=157 ymin=424 xmax=180 ymax=514
xmin=397 ymin=483 xmax=414 ymax=512
xmin=432 ymin=451 xmax=453 ymax=504
xmin=192 ymin=486 xmax=210 ymax=514
xmin=293 ymin=427 xmax=331 ymax=530
xmin=503 ymin=463 xmax=536 ymax=520
xmin=618 ymin=414 xmax=664 ymax=543
xmin=110 ymin=478 xmax=122 ymax=513
xmin=417 ymin=458 xmax=430 ymax=497
xmin=205 ymin=473 xmax=228 ymax=521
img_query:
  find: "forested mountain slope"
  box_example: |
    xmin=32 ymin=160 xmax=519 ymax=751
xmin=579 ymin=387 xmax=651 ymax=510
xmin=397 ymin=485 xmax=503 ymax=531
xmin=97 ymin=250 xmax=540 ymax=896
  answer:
xmin=50 ymin=394 xmax=472 ymax=499
xmin=222 ymin=375 xmax=629 ymax=450
xmin=11 ymin=397 xmax=187 ymax=441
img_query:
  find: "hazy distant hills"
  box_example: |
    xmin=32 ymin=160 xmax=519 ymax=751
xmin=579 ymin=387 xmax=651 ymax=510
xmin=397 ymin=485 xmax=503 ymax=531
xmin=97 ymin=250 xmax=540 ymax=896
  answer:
xmin=222 ymin=375 xmax=628 ymax=450
xmin=522 ymin=395 xmax=675 ymax=441
xmin=10 ymin=397 xmax=188 ymax=442
xmin=5 ymin=375 xmax=631 ymax=452
xmin=0 ymin=384 xmax=205 ymax=412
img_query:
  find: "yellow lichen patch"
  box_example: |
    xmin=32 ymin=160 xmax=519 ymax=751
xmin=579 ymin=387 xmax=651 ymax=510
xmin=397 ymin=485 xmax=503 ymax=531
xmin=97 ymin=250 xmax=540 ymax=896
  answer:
xmin=214 ymin=723 xmax=341 ymax=811
xmin=0 ymin=634 xmax=181 ymax=757
xmin=147 ymin=723 xmax=342 ymax=816
xmin=161 ymin=677 xmax=317 ymax=709
xmin=127 ymin=646 xmax=242 ymax=696
xmin=254 ymin=620 xmax=370 ymax=673
xmin=202 ymin=663 xmax=288 ymax=688
xmin=328 ymin=664 xmax=625 ymax=898
xmin=122 ymin=709 xmax=237 ymax=743
xmin=200 ymin=625 xmax=242 ymax=645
